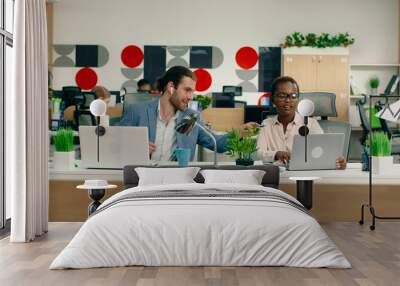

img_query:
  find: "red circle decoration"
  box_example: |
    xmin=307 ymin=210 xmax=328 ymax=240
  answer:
xmin=75 ymin=67 xmax=98 ymax=90
xmin=194 ymin=69 xmax=212 ymax=92
xmin=121 ymin=45 xmax=144 ymax=68
xmin=235 ymin=46 xmax=259 ymax=69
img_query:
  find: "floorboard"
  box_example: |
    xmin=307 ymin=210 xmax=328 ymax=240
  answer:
xmin=0 ymin=222 xmax=399 ymax=286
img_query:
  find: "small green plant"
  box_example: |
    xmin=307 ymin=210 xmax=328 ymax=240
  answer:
xmin=304 ymin=33 xmax=317 ymax=47
xmin=195 ymin=94 xmax=212 ymax=110
xmin=225 ymin=127 xmax=260 ymax=161
xmin=292 ymin=32 xmax=305 ymax=47
xmin=53 ymin=128 xmax=74 ymax=152
xmin=366 ymin=132 xmax=392 ymax=156
xmin=369 ymin=77 xmax=380 ymax=89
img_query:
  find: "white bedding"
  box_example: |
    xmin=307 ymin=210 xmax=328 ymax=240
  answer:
xmin=50 ymin=183 xmax=350 ymax=269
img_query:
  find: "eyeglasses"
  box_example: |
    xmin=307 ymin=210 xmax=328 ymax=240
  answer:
xmin=274 ymin=93 xmax=298 ymax=101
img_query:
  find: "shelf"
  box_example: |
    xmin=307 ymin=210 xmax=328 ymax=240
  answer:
xmin=350 ymin=95 xmax=365 ymax=99
xmin=350 ymin=64 xmax=400 ymax=68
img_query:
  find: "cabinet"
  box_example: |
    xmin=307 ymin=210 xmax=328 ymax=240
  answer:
xmin=283 ymin=48 xmax=350 ymax=121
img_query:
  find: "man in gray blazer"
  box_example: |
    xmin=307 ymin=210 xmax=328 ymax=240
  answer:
xmin=120 ymin=66 xmax=256 ymax=161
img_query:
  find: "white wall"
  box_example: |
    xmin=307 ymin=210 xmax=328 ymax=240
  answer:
xmin=53 ymin=0 xmax=399 ymax=104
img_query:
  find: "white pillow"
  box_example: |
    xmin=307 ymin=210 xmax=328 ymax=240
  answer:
xmin=200 ymin=169 xmax=265 ymax=185
xmin=135 ymin=167 xmax=201 ymax=186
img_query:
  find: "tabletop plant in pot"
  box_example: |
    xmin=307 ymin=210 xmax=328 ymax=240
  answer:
xmin=53 ymin=128 xmax=75 ymax=170
xmin=195 ymin=94 xmax=212 ymax=111
xmin=225 ymin=127 xmax=260 ymax=166
xmin=369 ymin=77 xmax=379 ymax=95
xmin=366 ymin=131 xmax=393 ymax=175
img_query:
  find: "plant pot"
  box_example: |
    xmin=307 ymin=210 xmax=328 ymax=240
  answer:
xmin=236 ymin=158 xmax=254 ymax=166
xmin=370 ymin=88 xmax=378 ymax=95
xmin=53 ymin=151 xmax=75 ymax=170
xmin=371 ymin=156 xmax=393 ymax=175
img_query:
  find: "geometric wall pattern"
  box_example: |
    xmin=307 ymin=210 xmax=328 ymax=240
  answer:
xmin=54 ymin=43 xmax=281 ymax=93
xmin=53 ymin=44 xmax=109 ymax=67
xmin=234 ymin=46 xmax=282 ymax=92
xmin=235 ymin=46 xmax=259 ymax=92
xmin=120 ymin=45 xmax=144 ymax=91
xmin=258 ymin=47 xmax=281 ymax=92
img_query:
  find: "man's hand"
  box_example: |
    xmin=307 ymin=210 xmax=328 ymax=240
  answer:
xmin=238 ymin=122 xmax=260 ymax=137
xmin=149 ymin=143 xmax=156 ymax=154
xmin=275 ymin=151 xmax=290 ymax=164
xmin=336 ymin=157 xmax=346 ymax=170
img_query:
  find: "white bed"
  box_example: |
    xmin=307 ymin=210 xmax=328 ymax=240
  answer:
xmin=50 ymin=183 xmax=350 ymax=269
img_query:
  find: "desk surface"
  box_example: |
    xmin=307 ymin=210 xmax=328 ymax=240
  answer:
xmin=49 ymin=162 xmax=400 ymax=185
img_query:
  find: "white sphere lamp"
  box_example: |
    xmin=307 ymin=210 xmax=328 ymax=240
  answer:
xmin=297 ymin=99 xmax=315 ymax=117
xmin=297 ymin=99 xmax=315 ymax=162
xmin=90 ymin=99 xmax=107 ymax=117
xmin=89 ymin=99 xmax=107 ymax=162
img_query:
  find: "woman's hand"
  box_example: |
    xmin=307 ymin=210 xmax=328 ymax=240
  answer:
xmin=336 ymin=157 xmax=346 ymax=170
xmin=238 ymin=122 xmax=260 ymax=137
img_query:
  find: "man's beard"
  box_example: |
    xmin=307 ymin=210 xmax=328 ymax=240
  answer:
xmin=170 ymin=96 xmax=188 ymax=112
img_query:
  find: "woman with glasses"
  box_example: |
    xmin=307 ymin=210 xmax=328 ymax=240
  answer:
xmin=257 ymin=76 xmax=346 ymax=169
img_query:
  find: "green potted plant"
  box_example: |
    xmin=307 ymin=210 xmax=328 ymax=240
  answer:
xmin=369 ymin=77 xmax=380 ymax=95
xmin=366 ymin=131 xmax=393 ymax=175
xmin=195 ymin=94 xmax=212 ymax=111
xmin=53 ymin=128 xmax=75 ymax=170
xmin=292 ymin=32 xmax=305 ymax=47
xmin=225 ymin=127 xmax=259 ymax=166
xmin=304 ymin=33 xmax=317 ymax=47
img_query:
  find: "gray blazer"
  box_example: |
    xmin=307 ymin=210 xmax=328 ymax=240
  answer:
xmin=119 ymin=99 xmax=227 ymax=161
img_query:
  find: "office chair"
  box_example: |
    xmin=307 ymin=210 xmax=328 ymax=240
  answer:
xmin=110 ymin=90 xmax=121 ymax=104
xmin=74 ymin=109 xmax=96 ymax=128
xmin=319 ymin=120 xmax=352 ymax=159
xmin=61 ymin=86 xmax=83 ymax=109
xmin=299 ymin=92 xmax=337 ymax=120
xmin=81 ymin=92 xmax=96 ymax=109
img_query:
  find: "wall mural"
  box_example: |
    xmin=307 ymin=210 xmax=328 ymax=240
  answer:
xmin=53 ymin=44 xmax=280 ymax=94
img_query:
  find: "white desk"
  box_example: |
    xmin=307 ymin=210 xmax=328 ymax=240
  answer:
xmin=50 ymin=162 xmax=400 ymax=186
xmin=49 ymin=161 xmax=400 ymax=222
xmin=281 ymin=163 xmax=400 ymax=185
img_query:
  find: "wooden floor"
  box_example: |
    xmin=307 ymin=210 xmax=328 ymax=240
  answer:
xmin=0 ymin=222 xmax=399 ymax=286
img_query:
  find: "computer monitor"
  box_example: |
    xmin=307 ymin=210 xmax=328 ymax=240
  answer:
xmin=212 ymin=92 xmax=235 ymax=108
xmin=222 ymin=86 xmax=242 ymax=97
xmin=245 ymin=105 xmax=276 ymax=124
xmin=79 ymin=126 xmax=150 ymax=169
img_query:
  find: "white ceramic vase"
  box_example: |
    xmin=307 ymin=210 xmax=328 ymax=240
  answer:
xmin=53 ymin=151 xmax=75 ymax=170
xmin=371 ymin=156 xmax=393 ymax=175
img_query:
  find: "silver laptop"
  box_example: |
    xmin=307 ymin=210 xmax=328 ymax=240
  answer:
xmin=288 ymin=134 xmax=344 ymax=171
xmin=79 ymin=126 xmax=150 ymax=169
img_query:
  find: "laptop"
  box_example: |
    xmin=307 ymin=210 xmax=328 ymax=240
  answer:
xmin=79 ymin=126 xmax=150 ymax=169
xmin=288 ymin=134 xmax=344 ymax=171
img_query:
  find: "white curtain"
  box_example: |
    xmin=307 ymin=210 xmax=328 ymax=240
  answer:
xmin=8 ymin=0 xmax=49 ymax=242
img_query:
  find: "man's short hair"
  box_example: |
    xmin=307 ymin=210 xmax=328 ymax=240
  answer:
xmin=137 ymin=79 xmax=150 ymax=88
xmin=270 ymin=76 xmax=300 ymax=99
xmin=157 ymin=66 xmax=196 ymax=93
